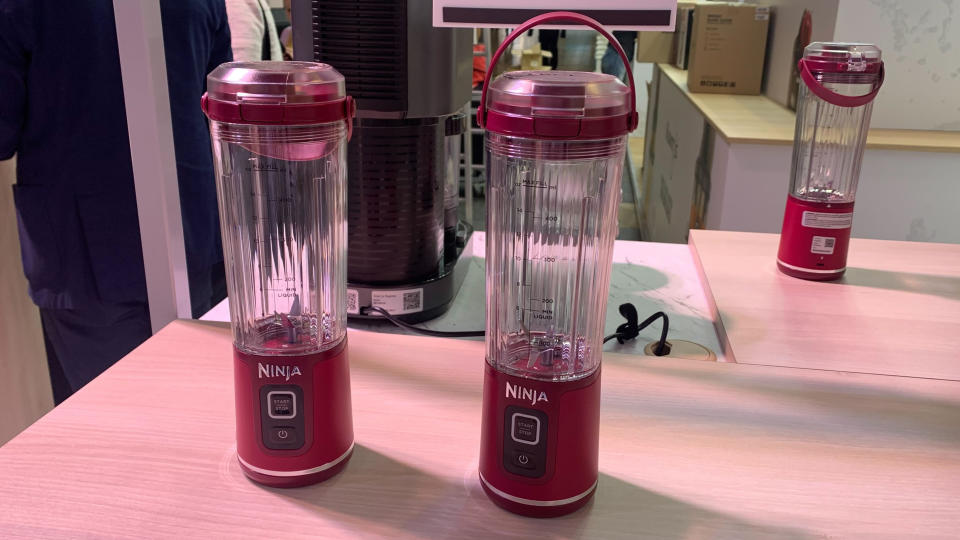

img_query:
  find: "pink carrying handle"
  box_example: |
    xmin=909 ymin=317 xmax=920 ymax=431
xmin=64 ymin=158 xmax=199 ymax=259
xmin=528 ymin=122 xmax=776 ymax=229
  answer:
xmin=477 ymin=11 xmax=638 ymax=131
xmin=799 ymin=58 xmax=885 ymax=108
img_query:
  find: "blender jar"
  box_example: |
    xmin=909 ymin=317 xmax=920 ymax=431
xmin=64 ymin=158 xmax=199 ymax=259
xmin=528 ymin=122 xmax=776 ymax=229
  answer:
xmin=203 ymin=61 xmax=355 ymax=487
xmin=477 ymin=12 xmax=637 ymax=517
xmin=777 ymin=43 xmax=884 ymax=280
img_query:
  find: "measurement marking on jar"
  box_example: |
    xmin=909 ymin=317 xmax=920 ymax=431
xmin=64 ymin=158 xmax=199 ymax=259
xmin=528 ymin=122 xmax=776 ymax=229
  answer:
xmin=515 ymin=181 xmax=557 ymax=190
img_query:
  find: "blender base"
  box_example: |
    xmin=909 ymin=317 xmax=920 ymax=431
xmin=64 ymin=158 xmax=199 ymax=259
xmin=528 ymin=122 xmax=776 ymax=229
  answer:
xmin=238 ymin=445 xmax=353 ymax=488
xmin=777 ymin=196 xmax=853 ymax=281
xmin=234 ymin=341 xmax=354 ymax=488
xmin=777 ymin=260 xmax=846 ymax=281
xmin=478 ymin=365 xmax=601 ymax=517
xmin=479 ymin=473 xmax=596 ymax=518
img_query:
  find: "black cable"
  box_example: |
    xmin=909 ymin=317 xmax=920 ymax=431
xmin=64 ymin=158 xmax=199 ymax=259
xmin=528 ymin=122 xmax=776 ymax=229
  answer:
xmin=359 ymin=306 xmax=486 ymax=338
xmin=363 ymin=302 xmax=669 ymax=354
xmin=603 ymin=303 xmax=670 ymax=356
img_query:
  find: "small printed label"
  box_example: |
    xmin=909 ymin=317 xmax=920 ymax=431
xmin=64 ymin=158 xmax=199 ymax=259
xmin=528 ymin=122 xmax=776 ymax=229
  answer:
xmin=371 ymin=288 xmax=424 ymax=316
xmin=755 ymin=7 xmax=770 ymax=20
xmin=802 ymin=211 xmax=853 ymax=229
xmin=347 ymin=289 xmax=359 ymax=315
xmin=811 ymin=236 xmax=836 ymax=255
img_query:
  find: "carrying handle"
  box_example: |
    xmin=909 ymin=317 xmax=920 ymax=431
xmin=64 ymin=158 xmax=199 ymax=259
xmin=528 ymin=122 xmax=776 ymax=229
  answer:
xmin=799 ymin=58 xmax=885 ymax=108
xmin=477 ymin=11 xmax=638 ymax=131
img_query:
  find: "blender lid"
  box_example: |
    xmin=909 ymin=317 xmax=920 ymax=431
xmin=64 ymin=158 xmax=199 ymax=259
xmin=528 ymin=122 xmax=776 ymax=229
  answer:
xmin=485 ymin=70 xmax=633 ymax=139
xmin=202 ymin=61 xmax=354 ymax=125
xmin=803 ymin=42 xmax=882 ymax=73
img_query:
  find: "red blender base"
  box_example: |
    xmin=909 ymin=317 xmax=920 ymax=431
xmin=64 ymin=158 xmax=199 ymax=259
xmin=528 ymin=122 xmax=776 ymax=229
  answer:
xmin=479 ymin=475 xmax=598 ymax=518
xmin=234 ymin=339 xmax=353 ymax=488
xmin=479 ymin=364 xmax=601 ymax=518
xmin=777 ymin=195 xmax=854 ymax=281
xmin=238 ymin=449 xmax=353 ymax=488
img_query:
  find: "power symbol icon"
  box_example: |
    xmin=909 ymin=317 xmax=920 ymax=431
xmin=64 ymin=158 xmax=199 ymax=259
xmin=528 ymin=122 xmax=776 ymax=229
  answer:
xmin=277 ymin=430 xmax=289 ymax=440
xmin=518 ymin=454 xmax=529 ymax=465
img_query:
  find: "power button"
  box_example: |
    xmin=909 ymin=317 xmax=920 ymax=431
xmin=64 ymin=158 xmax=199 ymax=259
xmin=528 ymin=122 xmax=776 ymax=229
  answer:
xmin=269 ymin=427 xmax=297 ymax=445
xmin=260 ymin=385 xmax=305 ymax=450
xmin=513 ymin=451 xmax=536 ymax=470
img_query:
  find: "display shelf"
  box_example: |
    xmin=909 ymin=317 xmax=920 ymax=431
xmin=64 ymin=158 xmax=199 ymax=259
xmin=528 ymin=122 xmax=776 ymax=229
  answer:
xmin=658 ymin=63 xmax=960 ymax=153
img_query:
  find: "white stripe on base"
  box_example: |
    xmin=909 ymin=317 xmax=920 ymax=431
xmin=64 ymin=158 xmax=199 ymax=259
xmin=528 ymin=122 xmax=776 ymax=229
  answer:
xmin=777 ymin=259 xmax=845 ymax=275
xmin=238 ymin=442 xmax=354 ymax=477
xmin=479 ymin=471 xmax=597 ymax=507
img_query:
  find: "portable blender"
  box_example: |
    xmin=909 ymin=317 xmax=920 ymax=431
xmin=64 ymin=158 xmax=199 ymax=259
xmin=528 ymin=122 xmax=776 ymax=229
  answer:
xmin=202 ymin=62 xmax=355 ymax=487
xmin=777 ymin=43 xmax=884 ymax=280
xmin=477 ymin=12 xmax=637 ymax=516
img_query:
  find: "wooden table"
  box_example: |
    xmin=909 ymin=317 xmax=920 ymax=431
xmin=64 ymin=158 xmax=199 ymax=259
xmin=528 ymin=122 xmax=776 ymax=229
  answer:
xmin=1 ymin=320 xmax=958 ymax=538
xmin=690 ymin=229 xmax=960 ymax=380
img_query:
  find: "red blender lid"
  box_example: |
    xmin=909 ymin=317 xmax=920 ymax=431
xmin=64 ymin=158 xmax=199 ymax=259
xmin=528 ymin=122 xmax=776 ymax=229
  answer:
xmin=803 ymin=42 xmax=882 ymax=73
xmin=202 ymin=61 xmax=354 ymax=125
xmin=485 ymin=70 xmax=633 ymax=140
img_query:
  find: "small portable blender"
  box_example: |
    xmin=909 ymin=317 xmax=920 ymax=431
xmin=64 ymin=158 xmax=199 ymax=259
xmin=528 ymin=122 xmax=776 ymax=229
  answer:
xmin=777 ymin=43 xmax=884 ymax=280
xmin=202 ymin=62 xmax=355 ymax=487
xmin=477 ymin=12 xmax=637 ymax=517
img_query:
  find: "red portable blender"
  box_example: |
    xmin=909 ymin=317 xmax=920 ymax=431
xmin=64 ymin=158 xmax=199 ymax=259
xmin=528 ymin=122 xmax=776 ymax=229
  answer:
xmin=477 ymin=12 xmax=637 ymax=517
xmin=202 ymin=62 xmax=355 ymax=487
xmin=777 ymin=43 xmax=884 ymax=280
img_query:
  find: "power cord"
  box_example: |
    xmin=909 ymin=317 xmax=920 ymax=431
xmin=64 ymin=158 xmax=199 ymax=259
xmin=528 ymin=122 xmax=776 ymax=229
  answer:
xmin=359 ymin=306 xmax=486 ymax=338
xmin=603 ymin=303 xmax=670 ymax=356
xmin=361 ymin=302 xmax=670 ymax=355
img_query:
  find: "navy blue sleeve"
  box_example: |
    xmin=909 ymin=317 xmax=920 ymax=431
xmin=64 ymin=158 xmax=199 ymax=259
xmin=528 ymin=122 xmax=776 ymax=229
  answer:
xmin=208 ymin=0 xmax=233 ymax=76
xmin=0 ymin=0 xmax=30 ymax=159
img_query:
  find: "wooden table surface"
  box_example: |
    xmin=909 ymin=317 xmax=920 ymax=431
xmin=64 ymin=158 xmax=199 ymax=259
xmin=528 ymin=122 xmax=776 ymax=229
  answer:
xmin=1 ymin=320 xmax=958 ymax=538
xmin=689 ymin=230 xmax=960 ymax=380
xmin=658 ymin=64 xmax=960 ymax=153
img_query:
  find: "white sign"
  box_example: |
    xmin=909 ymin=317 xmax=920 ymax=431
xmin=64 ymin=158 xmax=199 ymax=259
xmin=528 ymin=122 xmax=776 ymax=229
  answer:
xmin=432 ymin=0 xmax=677 ymax=31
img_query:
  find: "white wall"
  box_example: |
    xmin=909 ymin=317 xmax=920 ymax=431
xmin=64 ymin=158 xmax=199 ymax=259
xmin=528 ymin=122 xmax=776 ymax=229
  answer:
xmin=707 ymin=142 xmax=960 ymax=244
xmin=852 ymin=149 xmax=960 ymax=243
xmin=835 ymin=0 xmax=960 ymax=131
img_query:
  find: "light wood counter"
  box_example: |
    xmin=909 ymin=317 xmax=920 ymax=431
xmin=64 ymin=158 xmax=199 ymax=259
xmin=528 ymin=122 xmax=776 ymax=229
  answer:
xmin=690 ymin=229 xmax=960 ymax=380
xmin=658 ymin=63 xmax=960 ymax=153
xmin=1 ymin=320 xmax=959 ymax=538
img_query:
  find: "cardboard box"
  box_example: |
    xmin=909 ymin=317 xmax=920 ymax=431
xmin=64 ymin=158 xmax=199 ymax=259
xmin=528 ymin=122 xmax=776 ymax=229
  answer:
xmin=760 ymin=0 xmax=839 ymax=109
xmin=687 ymin=3 xmax=770 ymax=94
xmin=635 ymin=31 xmax=675 ymax=64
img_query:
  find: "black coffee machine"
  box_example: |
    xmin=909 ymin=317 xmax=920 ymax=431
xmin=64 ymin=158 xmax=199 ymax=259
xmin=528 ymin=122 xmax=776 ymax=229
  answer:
xmin=292 ymin=0 xmax=474 ymax=322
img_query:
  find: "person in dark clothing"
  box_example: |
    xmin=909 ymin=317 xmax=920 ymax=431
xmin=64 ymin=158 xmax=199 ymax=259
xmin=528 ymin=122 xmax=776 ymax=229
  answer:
xmin=601 ymin=31 xmax=637 ymax=83
xmin=0 ymin=0 xmax=231 ymax=402
xmin=538 ymin=29 xmax=561 ymax=70
xmin=159 ymin=1 xmax=232 ymax=318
